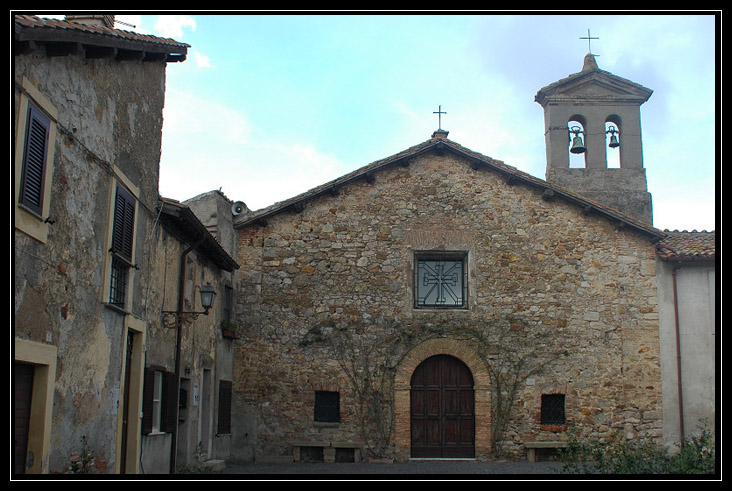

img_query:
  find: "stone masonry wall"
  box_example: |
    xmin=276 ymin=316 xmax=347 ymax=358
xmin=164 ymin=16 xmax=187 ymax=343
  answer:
xmin=232 ymin=148 xmax=662 ymax=461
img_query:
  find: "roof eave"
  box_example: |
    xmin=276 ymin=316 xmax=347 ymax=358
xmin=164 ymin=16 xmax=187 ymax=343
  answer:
xmin=160 ymin=198 xmax=239 ymax=272
xmin=234 ymin=138 xmax=666 ymax=242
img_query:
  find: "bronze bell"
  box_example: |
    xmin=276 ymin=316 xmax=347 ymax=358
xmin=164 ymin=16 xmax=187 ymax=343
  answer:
xmin=570 ymin=134 xmax=586 ymax=154
xmin=607 ymin=125 xmax=620 ymax=148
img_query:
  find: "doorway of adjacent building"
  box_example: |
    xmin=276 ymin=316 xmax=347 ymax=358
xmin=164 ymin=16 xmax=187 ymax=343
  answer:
xmin=410 ymin=355 xmax=475 ymax=458
xmin=199 ymin=369 xmax=213 ymax=460
xmin=14 ymin=362 xmax=35 ymax=474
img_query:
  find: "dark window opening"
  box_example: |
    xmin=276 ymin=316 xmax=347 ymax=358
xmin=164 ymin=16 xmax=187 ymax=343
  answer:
xmin=541 ymin=394 xmax=566 ymax=425
xmin=109 ymin=256 xmax=129 ymax=307
xmin=314 ymin=391 xmax=340 ymax=423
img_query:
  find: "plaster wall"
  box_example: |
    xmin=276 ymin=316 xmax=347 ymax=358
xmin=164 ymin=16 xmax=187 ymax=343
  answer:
xmin=656 ymin=260 xmax=716 ymax=448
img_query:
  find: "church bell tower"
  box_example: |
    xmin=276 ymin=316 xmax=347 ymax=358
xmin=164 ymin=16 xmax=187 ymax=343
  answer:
xmin=535 ymin=50 xmax=654 ymax=224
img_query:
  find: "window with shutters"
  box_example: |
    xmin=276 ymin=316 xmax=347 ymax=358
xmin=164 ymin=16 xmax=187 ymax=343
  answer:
xmin=142 ymin=367 xmax=178 ymax=435
xmin=217 ymin=380 xmax=232 ymax=435
xmin=14 ymin=81 xmax=57 ymax=243
xmin=108 ymin=183 xmax=136 ymax=308
xmin=19 ymin=101 xmax=50 ymax=217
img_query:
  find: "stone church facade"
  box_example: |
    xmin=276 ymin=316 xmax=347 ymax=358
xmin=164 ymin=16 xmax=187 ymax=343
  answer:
xmin=13 ymin=13 xmax=713 ymax=472
xmin=229 ymin=130 xmax=667 ymax=461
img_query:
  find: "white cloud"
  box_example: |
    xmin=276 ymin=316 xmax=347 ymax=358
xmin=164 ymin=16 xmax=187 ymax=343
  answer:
xmin=159 ymin=89 xmax=347 ymax=210
xmin=153 ymin=15 xmax=196 ymax=39
xmin=193 ymin=51 xmax=212 ymax=68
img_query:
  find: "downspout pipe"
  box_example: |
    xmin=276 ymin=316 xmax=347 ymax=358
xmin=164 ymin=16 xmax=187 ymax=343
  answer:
xmin=170 ymin=236 xmax=206 ymax=473
xmin=671 ymin=262 xmax=685 ymax=448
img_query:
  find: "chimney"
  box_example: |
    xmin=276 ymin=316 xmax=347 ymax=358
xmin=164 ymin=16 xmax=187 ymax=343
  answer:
xmin=65 ymin=15 xmax=116 ymax=29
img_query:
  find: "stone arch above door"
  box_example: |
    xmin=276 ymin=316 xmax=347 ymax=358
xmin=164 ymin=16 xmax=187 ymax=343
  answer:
xmin=393 ymin=338 xmax=492 ymax=460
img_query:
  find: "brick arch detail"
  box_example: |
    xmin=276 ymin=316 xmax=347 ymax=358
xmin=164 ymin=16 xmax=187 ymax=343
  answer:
xmin=393 ymin=338 xmax=492 ymax=460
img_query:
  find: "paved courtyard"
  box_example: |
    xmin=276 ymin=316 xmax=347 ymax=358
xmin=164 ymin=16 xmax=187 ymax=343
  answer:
xmin=221 ymin=459 xmax=566 ymax=476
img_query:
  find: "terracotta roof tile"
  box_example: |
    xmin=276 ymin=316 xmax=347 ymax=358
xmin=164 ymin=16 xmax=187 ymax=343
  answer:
xmin=656 ymin=230 xmax=716 ymax=261
xmin=14 ymin=15 xmax=189 ymax=56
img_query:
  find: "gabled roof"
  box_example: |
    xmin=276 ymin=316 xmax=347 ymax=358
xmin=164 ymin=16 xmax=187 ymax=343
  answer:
xmin=656 ymin=230 xmax=716 ymax=262
xmin=233 ymin=134 xmax=666 ymax=242
xmin=535 ymin=54 xmax=653 ymax=106
xmin=159 ymin=197 xmax=239 ymax=272
xmin=13 ymin=15 xmax=188 ymax=62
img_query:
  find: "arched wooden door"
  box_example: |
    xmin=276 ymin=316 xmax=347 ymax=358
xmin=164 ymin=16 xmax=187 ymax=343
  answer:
xmin=410 ymin=355 xmax=475 ymax=458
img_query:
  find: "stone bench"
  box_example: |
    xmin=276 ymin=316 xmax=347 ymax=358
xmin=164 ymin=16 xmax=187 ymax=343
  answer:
xmin=524 ymin=441 xmax=568 ymax=462
xmin=293 ymin=441 xmax=362 ymax=463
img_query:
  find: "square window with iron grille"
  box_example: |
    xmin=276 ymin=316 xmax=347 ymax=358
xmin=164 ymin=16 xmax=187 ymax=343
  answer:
xmin=541 ymin=394 xmax=566 ymax=425
xmin=314 ymin=391 xmax=340 ymax=423
xmin=109 ymin=256 xmax=129 ymax=307
xmin=414 ymin=253 xmax=467 ymax=309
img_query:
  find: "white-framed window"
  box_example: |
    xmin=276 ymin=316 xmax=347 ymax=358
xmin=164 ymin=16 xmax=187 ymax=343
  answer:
xmin=152 ymin=370 xmax=163 ymax=433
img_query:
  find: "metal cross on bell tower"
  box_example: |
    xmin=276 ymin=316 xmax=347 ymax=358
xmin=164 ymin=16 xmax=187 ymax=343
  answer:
xmin=580 ymin=28 xmax=599 ymax=55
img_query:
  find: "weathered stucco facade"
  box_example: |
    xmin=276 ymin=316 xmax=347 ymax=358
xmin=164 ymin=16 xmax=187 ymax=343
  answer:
xmin=13 ymin=20 xmax=175 ymax=472
xmin=230 ymin=135 xmax=666 ymax=462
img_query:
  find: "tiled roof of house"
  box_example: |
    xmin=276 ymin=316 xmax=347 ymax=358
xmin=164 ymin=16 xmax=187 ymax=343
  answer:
xmin=159 ymin=197 xmax=239 ymax=272
xmin=656 ymin=230 xmax=716 ymax=261
xmin=14 ymin=15 xmax=189 ymax=61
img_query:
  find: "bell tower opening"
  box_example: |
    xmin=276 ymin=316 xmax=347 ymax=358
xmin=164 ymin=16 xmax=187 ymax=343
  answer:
xmin=535 ymin=51 xmax=654 ymax=224
xmin=568 ymin=118 xmax=587 ymax=168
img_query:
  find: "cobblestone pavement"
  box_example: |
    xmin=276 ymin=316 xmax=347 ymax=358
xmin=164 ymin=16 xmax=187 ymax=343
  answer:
xmin=221 ymin=459 xmax=566 ymax=477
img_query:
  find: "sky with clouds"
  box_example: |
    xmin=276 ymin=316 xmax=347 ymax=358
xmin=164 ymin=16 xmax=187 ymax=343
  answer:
xmin=47 ymin=12 xmax=718 ymax=232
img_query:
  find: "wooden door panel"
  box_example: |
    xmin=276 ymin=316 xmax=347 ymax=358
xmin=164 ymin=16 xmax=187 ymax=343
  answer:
xmin=410 ymin=355 xmax=475 ymax=458
xmin=14 ymin=363 xmax=34 ymax=474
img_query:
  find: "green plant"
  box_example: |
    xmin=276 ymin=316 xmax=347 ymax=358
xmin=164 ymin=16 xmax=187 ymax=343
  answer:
xmin=64 ymin=435 xmax=107 ymax=474
xmin=220 ymin=319 xmax=240 ymax=332
xmin=559 ymin=422 xmax=716 ymax=475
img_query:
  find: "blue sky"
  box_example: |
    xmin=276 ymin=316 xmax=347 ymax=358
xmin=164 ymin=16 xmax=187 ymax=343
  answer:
xmin=42 ymin=13 xmax=718 ymax=231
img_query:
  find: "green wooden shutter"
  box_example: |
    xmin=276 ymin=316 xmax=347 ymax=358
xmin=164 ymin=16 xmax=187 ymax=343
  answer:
xmin=217 ymin=380 xmax=232 ymax=434
xmin=112 ymin=184 xmax=135 ymax=262
xmin=160 ymin=371 xmax=178 ymax=433
xmin=19 ymin=102 xmax=50 ymax=216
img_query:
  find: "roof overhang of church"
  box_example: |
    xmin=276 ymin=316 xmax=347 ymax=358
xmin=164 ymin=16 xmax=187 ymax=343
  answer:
xmin=13 ymin=15 xmax=189 ymax=62
xmin=535 ymin=63 xmax=653 ymax=107
xmin=234 ymin=136 xmax=666 ymax=242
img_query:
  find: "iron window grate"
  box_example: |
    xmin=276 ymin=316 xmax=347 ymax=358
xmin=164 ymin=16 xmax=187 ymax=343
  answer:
xmin=314 ymin=391 xmax=340 ymax=423
xmin=109 ymin=256 xmax=128 ymax=307
xmin=415 ymin=255 xmax=467 ymax=309
xmin=541 ymin=394 xmax=566 ymax=425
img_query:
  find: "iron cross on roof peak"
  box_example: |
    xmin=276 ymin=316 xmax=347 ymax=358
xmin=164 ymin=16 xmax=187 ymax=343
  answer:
xmin=580 ymin=28 xmax=599 ymax=55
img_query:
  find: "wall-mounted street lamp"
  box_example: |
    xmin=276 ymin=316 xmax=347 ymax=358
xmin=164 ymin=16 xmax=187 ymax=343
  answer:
xmin=162 ymin=283 xmax=217 ymax=326
xmin=197 ymin=283 xmax=217 ymax=313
